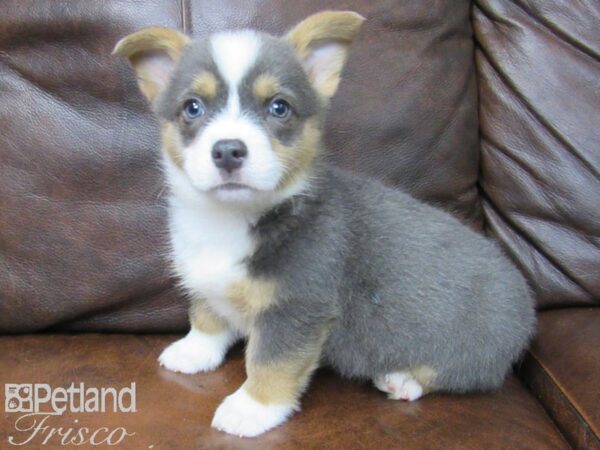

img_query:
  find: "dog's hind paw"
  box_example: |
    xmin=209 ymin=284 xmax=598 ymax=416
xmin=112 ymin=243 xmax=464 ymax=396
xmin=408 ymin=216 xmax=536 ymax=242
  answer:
xmin=373 ymin=371 xmax=424 ymax=401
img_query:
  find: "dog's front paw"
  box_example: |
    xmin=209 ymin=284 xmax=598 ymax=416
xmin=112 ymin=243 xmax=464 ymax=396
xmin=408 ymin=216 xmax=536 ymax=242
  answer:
xmin=211 ymin=387 xmax=295 ymax=437
xmin=158 ymin=329 xmax=233 ymax=374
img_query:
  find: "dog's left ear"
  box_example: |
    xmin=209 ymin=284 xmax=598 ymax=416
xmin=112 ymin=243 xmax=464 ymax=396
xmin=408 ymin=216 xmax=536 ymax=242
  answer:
xmin=113 ymin=27 xmax=190 ymax=102
xmin=286 ymin=11 xmax=365 ymax=99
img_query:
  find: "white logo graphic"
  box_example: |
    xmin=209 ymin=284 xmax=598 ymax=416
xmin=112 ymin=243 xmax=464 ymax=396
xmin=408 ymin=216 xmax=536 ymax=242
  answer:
xmin=4 ymin=382 xmax=136 ymax=415
xmin=5 ymin=384 xmax=34 ymax=413
xmin=4 ymin=383 xmax=137 ymax=446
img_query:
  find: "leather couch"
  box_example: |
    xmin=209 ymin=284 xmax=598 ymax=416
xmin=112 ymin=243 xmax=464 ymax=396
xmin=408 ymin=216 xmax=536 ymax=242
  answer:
xmin=1 ymin=1 xmax=598 ymax=448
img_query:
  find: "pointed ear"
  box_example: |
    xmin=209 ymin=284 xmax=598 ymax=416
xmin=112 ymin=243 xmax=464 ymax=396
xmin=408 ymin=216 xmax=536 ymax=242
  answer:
xmin=113 ymin=27 xmax=190 ymax=102
xmin=286 ymin=11 xmax=365 ymax=99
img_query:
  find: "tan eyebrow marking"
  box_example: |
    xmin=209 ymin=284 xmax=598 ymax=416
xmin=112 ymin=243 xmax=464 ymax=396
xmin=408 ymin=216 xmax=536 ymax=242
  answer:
xmin=191 ymin=70 xmax=219 ymax=99
xmin=252 ymin=73 xmax=281 ymax=102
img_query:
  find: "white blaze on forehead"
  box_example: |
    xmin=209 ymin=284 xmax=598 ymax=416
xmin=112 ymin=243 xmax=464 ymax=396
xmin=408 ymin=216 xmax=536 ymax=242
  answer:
xmin=210 ymin=31 xmax=261 ymax=114
xmin=181 ymin=30 xmax=284 ymax=203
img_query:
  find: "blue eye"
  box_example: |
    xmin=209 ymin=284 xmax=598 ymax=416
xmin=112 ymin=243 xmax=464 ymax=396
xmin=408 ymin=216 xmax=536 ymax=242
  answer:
xmin=183 ymin=98 xmax=204 ymax=120
xmin=268 ymin=98 xmax=291 ymax=119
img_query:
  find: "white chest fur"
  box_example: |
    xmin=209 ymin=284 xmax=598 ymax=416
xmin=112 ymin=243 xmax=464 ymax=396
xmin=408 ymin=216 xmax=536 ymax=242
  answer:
xmin=168 ymin=189 xmax=256 ymax=333
xmin=163 ymin=159 xmax=306 ymax=332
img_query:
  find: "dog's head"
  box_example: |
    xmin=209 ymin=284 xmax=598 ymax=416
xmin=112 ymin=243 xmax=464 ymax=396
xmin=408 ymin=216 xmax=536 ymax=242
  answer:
xmin=114 ymin=11 xmax=364 ymax=205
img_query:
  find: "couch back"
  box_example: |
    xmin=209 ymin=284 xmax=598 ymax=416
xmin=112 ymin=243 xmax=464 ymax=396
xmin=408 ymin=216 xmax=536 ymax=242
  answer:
xmin=0 ymin=0 xmax=597 ymax=333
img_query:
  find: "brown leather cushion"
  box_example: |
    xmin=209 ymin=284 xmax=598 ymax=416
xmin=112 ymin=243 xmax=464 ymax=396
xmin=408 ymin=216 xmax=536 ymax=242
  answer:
xmin=0 ymin=0 xmax=481 ymax=332
xmin=0 ymin=334 xmax=569 ymax=449
xmin=519 ymin=308 xmax=600 ymax=450
xmin=473 ymin=0 xmax=600 ymax=308
xmin=0 ymin=0 xmax=187 ymax=333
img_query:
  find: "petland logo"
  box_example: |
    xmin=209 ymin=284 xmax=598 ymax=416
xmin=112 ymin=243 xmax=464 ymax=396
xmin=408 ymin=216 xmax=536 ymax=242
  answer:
xmin=4 ymin=383 xmax=137 ymax=446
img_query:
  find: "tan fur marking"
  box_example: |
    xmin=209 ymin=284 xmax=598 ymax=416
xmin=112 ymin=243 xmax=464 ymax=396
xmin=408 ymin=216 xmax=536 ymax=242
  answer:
xmin=226 ymin=277 xmax=277 ymax=317
xmin=286 ymin=11 xmax=364 ymax=60
xmin=244 ymin=358 xmax=320 ymax=405
xmin=316 ymin=50 xmax=346 ymax=98
xmin=252 ymin=74 xmax=280 ymax=102
xmin=113 ymin=27 xmax=190 ymax=101
xmin=134 ymin=67 xmax=162 ymax=101
xmin=191 ymin=71 xmax=219 ymax=100
xmin=286 ymin=11 xmax=365 ymax=98
xmin=410 ymin=366 xmax=437 ymax=392
xmin=272 ymin=118 xmax=321 ymax=192
xmin=159 ymin=121 xmax=184 ymax=168
xmin=189 ymin=299 xmax=228 ymax=335
xmin=113 ymin=27 xmax=189 ymax=60
xmin=243 ymin=326 xmax=330 ymax=405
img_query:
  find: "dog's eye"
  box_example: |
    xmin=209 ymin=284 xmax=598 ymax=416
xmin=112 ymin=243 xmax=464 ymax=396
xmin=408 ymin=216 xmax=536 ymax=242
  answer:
xmin=183 ymin=99 xmax=205 ymax=120
xmin=268 ymin=98 xmax=291 ymax=119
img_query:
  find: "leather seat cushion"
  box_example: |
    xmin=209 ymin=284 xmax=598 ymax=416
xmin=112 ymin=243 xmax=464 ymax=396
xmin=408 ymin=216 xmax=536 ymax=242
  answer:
xmin=0 ymin=334 xmax=569 ymax=449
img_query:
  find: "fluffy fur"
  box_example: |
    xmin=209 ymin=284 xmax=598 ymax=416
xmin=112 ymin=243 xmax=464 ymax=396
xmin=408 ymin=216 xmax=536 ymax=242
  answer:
xmin=114 ymin=10 xmax=536 ymax=438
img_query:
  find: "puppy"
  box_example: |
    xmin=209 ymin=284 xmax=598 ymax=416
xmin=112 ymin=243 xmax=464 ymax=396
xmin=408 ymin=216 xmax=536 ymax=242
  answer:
xmin=114 ymin=11 xmax=536 ymax=437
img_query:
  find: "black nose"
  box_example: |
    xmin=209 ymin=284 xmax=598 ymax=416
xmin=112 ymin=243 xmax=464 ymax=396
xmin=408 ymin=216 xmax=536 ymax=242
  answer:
xmin=211 ymin=139 xmax=248 ymax=172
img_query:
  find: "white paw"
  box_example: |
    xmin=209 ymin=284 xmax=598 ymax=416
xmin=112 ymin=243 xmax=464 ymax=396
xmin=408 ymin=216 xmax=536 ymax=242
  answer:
xmin=374 ymin=371 xmax=424 ymax=401
xmin=158 ymin=328 xmax=233 ymax=374
xmin=211 ymin=387 xmax=295 ymax=437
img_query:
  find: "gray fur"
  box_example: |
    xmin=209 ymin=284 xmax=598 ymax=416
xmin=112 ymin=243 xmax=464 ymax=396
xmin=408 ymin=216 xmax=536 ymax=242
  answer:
xmin=154 ymin=33 xmax=319 ymax=148
xmin=249 ymin=161 xmax=535 ymax=392
xmin=152 ymin=27 xmax=536 ymax=395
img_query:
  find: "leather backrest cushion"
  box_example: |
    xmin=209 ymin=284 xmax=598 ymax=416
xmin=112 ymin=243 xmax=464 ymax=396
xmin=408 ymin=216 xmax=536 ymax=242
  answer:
xmin=473 ymin=0 xmax=600 ymax=308
xmin=0 ymin=1 xmax=187 ymax=332
xmin=0 ymin=0 xmax=479 ymax=332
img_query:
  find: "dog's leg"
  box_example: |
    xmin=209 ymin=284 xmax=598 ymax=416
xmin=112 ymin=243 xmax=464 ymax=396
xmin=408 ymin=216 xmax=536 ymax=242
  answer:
xmin=158 ymin=300 xmax=236 ymax=374
xmin=211 ymin=316 xmax=329 ymax=437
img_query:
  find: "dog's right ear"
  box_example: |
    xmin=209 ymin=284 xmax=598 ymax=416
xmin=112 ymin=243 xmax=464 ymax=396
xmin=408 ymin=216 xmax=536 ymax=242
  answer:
xmin=113 ymin=28 xmax=190 ymax=102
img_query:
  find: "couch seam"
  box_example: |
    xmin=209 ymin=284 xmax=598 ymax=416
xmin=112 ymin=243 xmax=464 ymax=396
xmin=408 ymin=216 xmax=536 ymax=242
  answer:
xmin=470 ymin=1 xmax=488 ymax=235
xmin=526 ymin=350 xmax=600 ymax=443
xmin=44 ymin=281 xmax=177 ymax=333
xmin=180 ymin=0 xmax=191 ymax=34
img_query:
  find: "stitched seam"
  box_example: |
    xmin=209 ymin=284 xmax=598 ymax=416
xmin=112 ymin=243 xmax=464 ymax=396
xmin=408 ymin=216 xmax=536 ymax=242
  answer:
xmin=180 ymin=0 xmax=191 ymax=34
xmin=45 ymin=282 xmax=176 ymax=332
xmin=528 ymin=350 xmax=600 ymax=442
xmin=515 ymin=357 xmax=572 ymax=447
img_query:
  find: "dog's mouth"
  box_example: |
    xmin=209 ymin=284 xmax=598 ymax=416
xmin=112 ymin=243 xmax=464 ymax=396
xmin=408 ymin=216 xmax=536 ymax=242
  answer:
xmin=210 ymin=182 xmax=256 ymax=192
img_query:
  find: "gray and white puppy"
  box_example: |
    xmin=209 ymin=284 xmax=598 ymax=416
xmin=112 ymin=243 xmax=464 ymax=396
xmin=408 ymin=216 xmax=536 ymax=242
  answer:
xmin=114 ymin=11 xmax=535 ymax=437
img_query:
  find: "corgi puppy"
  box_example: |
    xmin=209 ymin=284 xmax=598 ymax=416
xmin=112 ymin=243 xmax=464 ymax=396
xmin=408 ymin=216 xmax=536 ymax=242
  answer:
xmin=114 ymin=11 xmax=535 ymax=437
